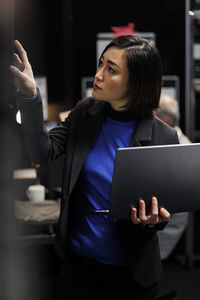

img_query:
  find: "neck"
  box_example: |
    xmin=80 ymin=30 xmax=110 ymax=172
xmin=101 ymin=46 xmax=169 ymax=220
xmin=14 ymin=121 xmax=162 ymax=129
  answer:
xmin=106 ymin=103 xmax=140 ymax=122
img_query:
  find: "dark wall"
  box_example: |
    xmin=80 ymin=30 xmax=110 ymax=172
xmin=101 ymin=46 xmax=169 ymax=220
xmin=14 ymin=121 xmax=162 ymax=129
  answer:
xmin=14 ymin=0 xmax=186 ymax=125
xmin=73 ymin=0 xmax=185 ymax=126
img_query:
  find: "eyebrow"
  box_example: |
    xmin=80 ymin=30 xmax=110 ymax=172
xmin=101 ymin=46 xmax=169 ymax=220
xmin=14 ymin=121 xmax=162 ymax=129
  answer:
xmin=107 ymin=59 xmax=122 ymax=70
xmin=101 ymin=55 xmax=122 ymax=70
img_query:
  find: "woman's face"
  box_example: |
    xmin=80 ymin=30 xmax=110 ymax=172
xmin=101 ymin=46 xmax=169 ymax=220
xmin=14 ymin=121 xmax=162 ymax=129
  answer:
xmin=92 ymin=47 xmax=130 ymax=111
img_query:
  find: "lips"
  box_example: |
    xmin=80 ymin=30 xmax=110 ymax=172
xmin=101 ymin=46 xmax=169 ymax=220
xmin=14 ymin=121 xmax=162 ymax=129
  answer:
xmin=93 ymin=83 xmax=102 ymax=90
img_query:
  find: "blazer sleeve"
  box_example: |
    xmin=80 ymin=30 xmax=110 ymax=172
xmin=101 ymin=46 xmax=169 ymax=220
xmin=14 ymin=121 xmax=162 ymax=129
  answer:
xmin=16 ymin=90 xmax=72 ymax=163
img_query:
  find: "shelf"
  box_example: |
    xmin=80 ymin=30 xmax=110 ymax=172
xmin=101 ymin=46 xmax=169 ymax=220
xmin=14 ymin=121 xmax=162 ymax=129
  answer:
xmin=15 ymin=233 xmax=56 ymax=246
xmin=185 ymin=0 xmax=200 ymax=140
xmin=192 ymin=78 xmax=200 ymax=91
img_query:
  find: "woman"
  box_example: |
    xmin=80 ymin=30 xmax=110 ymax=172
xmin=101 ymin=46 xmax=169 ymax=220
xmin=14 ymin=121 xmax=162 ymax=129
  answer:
xmin=10 ymin=35 xmax=178 ymax=300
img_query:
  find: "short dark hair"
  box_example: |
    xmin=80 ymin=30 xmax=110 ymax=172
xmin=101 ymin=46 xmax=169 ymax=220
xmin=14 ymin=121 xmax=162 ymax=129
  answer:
xmin=101 ymin=35 xmax=162 ymax=114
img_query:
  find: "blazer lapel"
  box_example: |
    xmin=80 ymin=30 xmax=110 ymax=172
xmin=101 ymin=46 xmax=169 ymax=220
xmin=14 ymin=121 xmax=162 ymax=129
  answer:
xmin=68 ymin=111 xmax=105 ymax=196
xmin=130 ymin=114 xmax=154 ymax=147
xmin=67 ymin=110 xmax=154 ymax=196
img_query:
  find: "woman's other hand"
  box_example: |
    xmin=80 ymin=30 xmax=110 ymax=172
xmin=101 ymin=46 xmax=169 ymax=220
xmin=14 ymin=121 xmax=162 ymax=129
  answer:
xmin=130 ymin=196 xmax=170 ymax=225
xmin=9 ymin=40 xmax=37 ymax=98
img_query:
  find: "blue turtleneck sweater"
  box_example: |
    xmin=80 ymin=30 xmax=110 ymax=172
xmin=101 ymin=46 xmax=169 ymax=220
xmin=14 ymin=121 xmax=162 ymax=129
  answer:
xmin=67 ymin=112 xmax=137 ymax=265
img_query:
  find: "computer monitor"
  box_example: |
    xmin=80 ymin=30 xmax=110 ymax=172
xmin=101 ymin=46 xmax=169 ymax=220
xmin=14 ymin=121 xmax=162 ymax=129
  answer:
xmin=81 ymin=77 xmax=94 ymax=98
xmin=161 ymin=75 xmax=180 ymax=102
xmin=96 ymin=32 xmax=156 ymax=66
xmin=35 ymin=76 xmax=48 ymax=121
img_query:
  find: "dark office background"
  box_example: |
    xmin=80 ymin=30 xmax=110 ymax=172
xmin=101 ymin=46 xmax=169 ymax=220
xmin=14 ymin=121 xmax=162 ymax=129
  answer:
xmin=14 ymin=0 xmax=186 ymax=127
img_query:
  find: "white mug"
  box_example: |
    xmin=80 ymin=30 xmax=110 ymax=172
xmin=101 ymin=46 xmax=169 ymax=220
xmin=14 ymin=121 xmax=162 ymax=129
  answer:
xmin=26 ymin=184 xmax=45 ymax=202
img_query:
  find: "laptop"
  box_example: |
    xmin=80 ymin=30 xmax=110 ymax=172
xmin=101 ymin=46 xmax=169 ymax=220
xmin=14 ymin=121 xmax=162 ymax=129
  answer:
xmin=89 ymin=143 xmax=200 ymax=220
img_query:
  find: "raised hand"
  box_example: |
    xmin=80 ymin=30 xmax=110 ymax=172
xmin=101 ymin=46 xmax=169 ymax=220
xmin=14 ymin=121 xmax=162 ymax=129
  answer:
xmin=10 ymin=40 xmax=37 ymax=98
xmin=130 ymin=196 xmax=170 ymax=225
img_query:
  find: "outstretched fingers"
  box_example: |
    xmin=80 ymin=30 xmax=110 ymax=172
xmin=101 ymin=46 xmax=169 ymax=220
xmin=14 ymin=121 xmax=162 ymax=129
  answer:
xmin=148 ymin=196 xmax=159 ymax=224
xmin=130 ymin=196 xmax=170 ymax=226
xmin=14 ymin=40 xmax=29 ymax=65
xmin=9 ymin=64 xmax=25 ymax=78
xmin=139 ymin=198 xmax=147 ymax=221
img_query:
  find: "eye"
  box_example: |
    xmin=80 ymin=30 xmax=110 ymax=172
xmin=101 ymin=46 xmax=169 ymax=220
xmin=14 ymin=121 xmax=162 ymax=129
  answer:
xmin=98 ymin=59 xmax=103 ymax=67
xmin=108 ymin=66 xmax=115 ymax=74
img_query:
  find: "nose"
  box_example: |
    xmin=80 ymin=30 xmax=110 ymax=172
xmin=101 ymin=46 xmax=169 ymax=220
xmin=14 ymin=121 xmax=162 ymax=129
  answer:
xmin=95 ymin=67 xmax=104 ymax=82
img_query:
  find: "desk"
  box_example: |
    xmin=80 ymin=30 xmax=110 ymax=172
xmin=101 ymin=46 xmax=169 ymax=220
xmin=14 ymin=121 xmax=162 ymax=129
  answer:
xmin=13 ymin=200 xmax=62 ymax=300
xmin=15 ymin=200 xmax=60 ymax=246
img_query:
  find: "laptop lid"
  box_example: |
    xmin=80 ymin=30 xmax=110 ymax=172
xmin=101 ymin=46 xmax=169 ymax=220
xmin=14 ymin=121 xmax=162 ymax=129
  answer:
xmin=108 ymin=143 xmax=200 ymax=220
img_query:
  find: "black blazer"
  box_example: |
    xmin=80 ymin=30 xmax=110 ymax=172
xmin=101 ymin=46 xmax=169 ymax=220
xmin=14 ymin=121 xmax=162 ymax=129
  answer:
xmin=17 ymin=94 xmax=179 ymax=287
